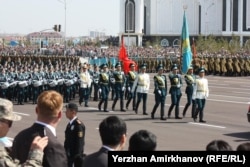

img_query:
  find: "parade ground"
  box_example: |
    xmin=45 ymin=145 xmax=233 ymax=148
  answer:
xmin=8 ymin=74 xmax=250 ymax=153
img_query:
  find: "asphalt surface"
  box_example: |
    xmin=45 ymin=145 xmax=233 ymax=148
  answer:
xmin=8 ymin=74 xmax=250 ymax=153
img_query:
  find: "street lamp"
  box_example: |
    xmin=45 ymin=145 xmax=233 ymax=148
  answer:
xmin=57 ymin=0 xmax=67 ymax=56
xmin=205 ymin=2 xmax=214 ymax=39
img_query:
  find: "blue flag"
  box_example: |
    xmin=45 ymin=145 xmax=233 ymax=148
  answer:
xmin=181 ymin=11 xmax=192 ymax=74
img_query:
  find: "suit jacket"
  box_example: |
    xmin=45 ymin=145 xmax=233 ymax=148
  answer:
xmin=83 ymin=147 xmax=108 ymax=167
xmin=11 ymin=123 xmax=67 ymax=167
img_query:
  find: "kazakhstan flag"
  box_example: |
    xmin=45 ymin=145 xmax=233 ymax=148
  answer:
xmin=181 ymin=11 xmax=192 ymax=74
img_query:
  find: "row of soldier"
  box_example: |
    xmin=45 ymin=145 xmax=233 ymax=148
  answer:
xmin=79 ymin=62 xmax=208 ymax=123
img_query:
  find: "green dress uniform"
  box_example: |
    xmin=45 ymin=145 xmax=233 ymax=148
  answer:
xmin=125 ymin=64 xmax=137 ymax=110
xmin=167 ymin=64 xmax=182 ymax=119
xmin=182 ymin=66 xmax=197 ymax=118
xmin=151 ymin=65 xmax=167 ymax=120
xmin=111 ymin=62 xmax=126 ymax=112
xmin=92 ymin=66 xmax=100 ymax=101
xmin=98 ymin=64 xmax=110 ymax=112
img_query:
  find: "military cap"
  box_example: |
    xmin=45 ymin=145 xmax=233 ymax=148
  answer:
xmin=188 ymin=65 xmax=193 ymax=70
xmin=65 ymin=103 xmax=78 ymax=112
xmin=102 ymin=63 xmax=108 ymax=68
xmin=198 ymin=67 xmax=205 ymax=73
xmin=0 ymin=98 xmax=21 ymax=121
xmin=129 ymin=63 xmax=135 ymax=68
xmin=157 ymin=64 xmax=163 ymax=71
xmin=115 ymin=62 xmax=121 ymax=68
xmin=171 ymin=64 xmax=178 ymax=70
xmin=140 ymin=63 xmax=147 ymax=69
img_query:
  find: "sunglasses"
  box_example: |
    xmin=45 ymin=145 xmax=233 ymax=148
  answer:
xmin=0 ymin=119 xmax=13 ymax=128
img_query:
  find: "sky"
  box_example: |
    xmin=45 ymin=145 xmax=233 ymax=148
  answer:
xmin=0 ymin=0 xmax=120 ymax=37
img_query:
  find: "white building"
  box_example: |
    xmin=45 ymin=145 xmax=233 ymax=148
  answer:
xmin=119 ymin=0 xmax=250 ymax=47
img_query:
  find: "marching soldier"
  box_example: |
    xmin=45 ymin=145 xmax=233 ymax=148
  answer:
xmin=31 ymin=67 xmax=42 ymax=104
xmin=193 ymin=67 xmax=209 ymax=123
xmin=98 ymin=63 xmax=110 ymax=112
xmin=132 ymin=63 xmax=150 ymax=115
xmin=151 ymin=64 xmax=167 ymax=120
xmin=0 ymin=68 xmax=9 ymax=98
xmin=182 ymin=66 xmax=196 ymax=118
xmin=92 ymin=64 xmax=100 ymax=101
xmin=64 ymin=103 xmax=85 ymax=167
xmin=109 ymin=64 xmax=116 ymax=100
xmin=46 ymin=66 xmax=58 ymax=91
xmin=167 ymin=64 xmax=182 ymax=119
xmin=125 ymin=63 xmax=137 ymax=110
xmin=7 ymin=66 xmax=17 ymax=101
xmin=16 ymin=67 xmax=27 ymax=105
xmin=79 ymin=64 xmax=91 ymax=107
xmin=63 ymin=66 xmax=72 ymax=103
xmin=112 ymin=62 xmax=126 ymax=112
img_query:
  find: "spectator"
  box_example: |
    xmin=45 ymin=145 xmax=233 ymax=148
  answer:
xmin=83 ymin=116 xmax=127 ymax=167
xmin=206 ymin=140 xmax=233 ymax=151
xmin=128 ymin=130 xmax=157 ymax=151
xmin=236 ymin=142 xmax=250 ymax=151
xmin=64 ymin=103 xmax=85 ymax=167
xmin=0 ymin=98 xmax=48 ymax=167
xmin=11 ymin=90 xmax=67 ymax=167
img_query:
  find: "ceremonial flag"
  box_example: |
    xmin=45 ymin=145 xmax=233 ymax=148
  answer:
xmin=119 ymin=36 xmax=128 ymax=61
xmin=181 ymin=11 xmax=192 ymax=74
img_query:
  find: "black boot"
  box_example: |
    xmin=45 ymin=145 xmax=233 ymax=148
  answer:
xmin=112 ymin=99 xmax=117 ymax=111
xmin=103 ymin=100 xmax=109 ymax=112
xmin=182 ymin=103 xmax=189 ymax=117
xmin=98 ymin=100 xmax=103 ymax=111
xmin=120 ymin=100 xmax=126 ymax=112
xmin=167 ymin=104 xmax=174 ymax=118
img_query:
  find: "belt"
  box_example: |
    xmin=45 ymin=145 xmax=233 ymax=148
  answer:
xmin=100 ymin=82 xmax=108 ymax=85
xmin=197 ymin=90 xmax=205 ymax=92
xmin=158 ymin=86 xmax=166 ymax=88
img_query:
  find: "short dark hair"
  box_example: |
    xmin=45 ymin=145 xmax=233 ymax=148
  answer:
xmin=129 ymin=130 xmax=157 ymax=151
xmin=206 ymin=140 xmax=233 ymax=151
xmin=236 ymin=142 xmax=250 ymax=151
xmin=99 ymin=116 xmax=127 ymax=146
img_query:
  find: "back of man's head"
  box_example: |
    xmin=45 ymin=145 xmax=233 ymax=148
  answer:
xmin=99 ymin=116 xmax=127 ymax=149
xmin=36 ymin=90 xmax=63 ymax=120
xmin=129 ymin=130 xmax=157 ymax=151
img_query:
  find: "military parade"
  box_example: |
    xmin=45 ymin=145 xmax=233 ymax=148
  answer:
xmin=1 ymin=0 xmax=250 ymax=166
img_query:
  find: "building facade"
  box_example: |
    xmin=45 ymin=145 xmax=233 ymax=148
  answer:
xmin=119 ymin=0 xmax=250 ymax=47
xmin=27 ymin=32 xmax=63 ymax=47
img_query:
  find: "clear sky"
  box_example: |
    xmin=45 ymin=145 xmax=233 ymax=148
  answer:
xmin=0 ymin=0 xmax=120 ymax=37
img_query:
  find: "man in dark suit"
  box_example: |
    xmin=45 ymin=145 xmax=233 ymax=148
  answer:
xmin=11 ymin=90 xmax=68 ymax=167
xmin=83 ymin=116 xmax=127 ymax=167
xmin=64 ymin=103 xmax=85 ymax=167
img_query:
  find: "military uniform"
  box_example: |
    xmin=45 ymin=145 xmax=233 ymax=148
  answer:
xmin=151 ymin=64 xmax=167 ymax=120
xmin=112 ymin=62 xmax=126 ymax=112
xmin=91 ymin=65 xmax=100 ymax=101
xmin=98 ymin=64 xmax=110 ymax=112
xmin=167 ymin=64 xmax=182 ymax=119
xmin=109 ymin=65 xmax=116 ymax=100
xmin=132 ymin=64 xmax=150 ymax=115
xmin=79 ymin=64 xmax=91 ymax=107
xmin=0 ymin=146 xmax=44 ymax=167
xmin=182 ymin=66 xmax=197 ymax=118
xmin=16 ymin=68 xmax=27 ymax=105
xmin=0 ymin=69 xmax=9 ymax=98
xmin=125 ymin=63 xmax=137 ymax=110
xmin=64 ymin=118 xmax=85 ymax=167
xmin=193 ymin=67 xmax=209 ymax=123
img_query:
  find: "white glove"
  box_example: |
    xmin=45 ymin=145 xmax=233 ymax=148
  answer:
xmin=122 ymin=87 xmax=125 ymax=91
xmin=99 ymin=89 xmax=102 ymax=93
xmin=128 ymin=87 xmax=131 ymax=91
xmin=158 ymin=90 xmax=161 ymax=95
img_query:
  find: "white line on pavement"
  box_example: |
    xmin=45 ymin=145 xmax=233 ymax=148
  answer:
xmin=188 ymin=122 xmax=226 ymax=129
xmin=13 ymin=112 xmax=30 ymax=116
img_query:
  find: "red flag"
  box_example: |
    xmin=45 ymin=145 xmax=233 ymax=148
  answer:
xmin=119 ymin=36 xmax=128 ymax=61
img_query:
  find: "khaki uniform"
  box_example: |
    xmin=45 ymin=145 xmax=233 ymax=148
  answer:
xmin=0 ymin=146 xmax=43 ymax=167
